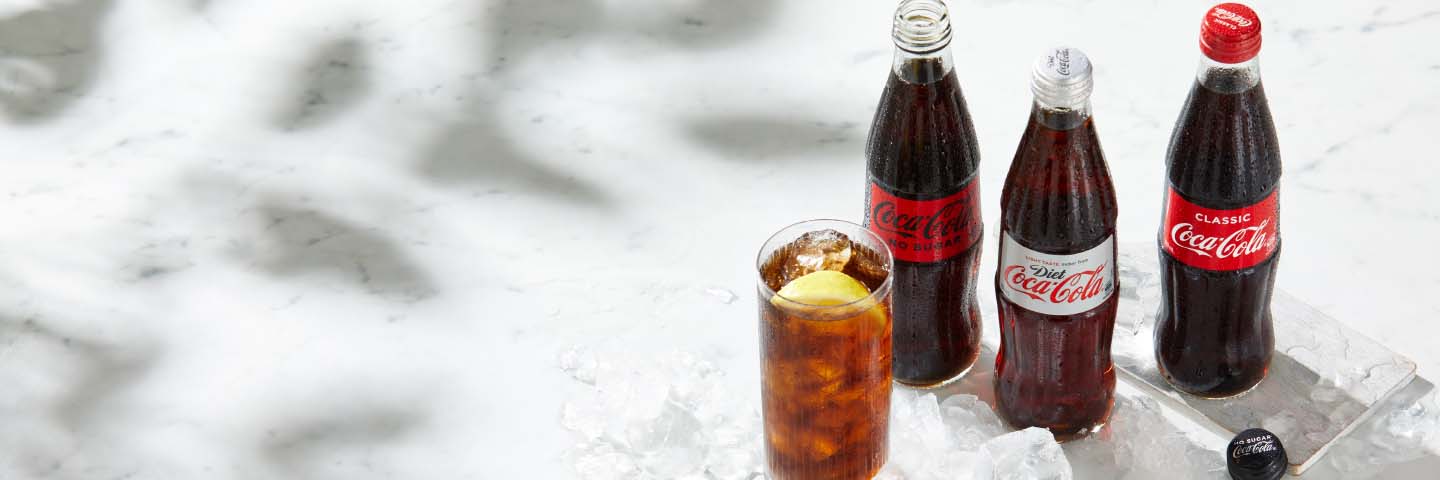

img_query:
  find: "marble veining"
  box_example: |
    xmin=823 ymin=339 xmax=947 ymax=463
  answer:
xmin=0 ymin=0 xmax=1437 ymax=478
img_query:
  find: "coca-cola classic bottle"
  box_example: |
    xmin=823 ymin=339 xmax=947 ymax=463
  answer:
xmin=1156 ymin=3 xmax=1281 ymax=398
xmin=994 ymin=47 xmax=1117 ymax=440
xmin=864 ymin=0 xmax=983 ymax=387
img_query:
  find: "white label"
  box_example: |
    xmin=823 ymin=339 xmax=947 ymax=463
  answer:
xmin=998 ymin=232 xmax=1116 ymax=316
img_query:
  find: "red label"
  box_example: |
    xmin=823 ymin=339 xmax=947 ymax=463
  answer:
xmin=1161 ymin=187 xmax=1279 ymax=271
xmin=864 ymin=179 xmax=982 ymax=263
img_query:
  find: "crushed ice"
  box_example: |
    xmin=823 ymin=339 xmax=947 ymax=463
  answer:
xmin=559 ymin=345 xmax=1440 ymax=479
xmin=558 ymin=346 xmax=763 ymax=479
xmin=1324 ymin=387 xmax=1440 ymax=478
xmin=557 ymin=346 xmax=1243 ymax=479
xmin=703 ymin=286 xmax=739 ymax=305
xmin=1115 ymin=248 xmax=1161 ymax=338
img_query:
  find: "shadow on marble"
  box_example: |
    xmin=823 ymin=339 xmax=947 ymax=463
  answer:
xmin=418 ymin=118 xmax=614 ymax=208
xmin=476 ymin=0 xmax=775 ymax=75
xmin=423 ymin=0 xmax=784 ymax=208
xmin=0 ymin=0 xmax=113 ymax=124
xmin=684 ymin=115 xmax=862 ymax=161
xmin=0 ymin=316 xmax=161 ymax=430
xmin=477 ymin=0 xmax=603 ymax=74
xmin=0 ymin=315 xmax=162 ymax=477
xmin=607 ymin=0 xmax=778 ymax=49
xmin=50 ymin=335 xmax=162 ymax=432
xmin=261 ymin=400 xmax=427 ymax=478
xmin=272 ymin=36 xmax=370 ymax=131
xmin=236 ymin=201 xmax=438 ymax=303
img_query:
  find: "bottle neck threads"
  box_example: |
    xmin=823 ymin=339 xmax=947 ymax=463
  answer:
xmin=890 ymin=0 xmax=955 ymax=84
xmin=893 ymin=0 xmax=952 ymax=54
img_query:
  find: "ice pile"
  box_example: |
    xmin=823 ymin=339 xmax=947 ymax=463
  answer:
xmin=1066 ymin=395 xmax=1228 ymax=480
xmin=1323 ymin=387 xmax=1440 ymax=478
xmin=973 ymin=427 xmax=1073 ymax=480
xmin=1114 ymin=248 xmax=1162 ymax=337
xmin=882 ymin=389 xmax=1231 ymax=480
xmin=879 ymin=389 xmax=1013 ymax=478
xmin=558 ymin=345 xmax=764 ymax=480
xmin=558 ymin=346 xmax=1240 ymax=479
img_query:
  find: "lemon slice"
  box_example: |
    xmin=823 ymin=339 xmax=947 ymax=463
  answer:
xmin=772 ymin=270 xmax=871 ymax=307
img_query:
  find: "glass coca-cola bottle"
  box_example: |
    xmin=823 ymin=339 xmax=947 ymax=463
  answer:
xmin=994 ymin=47 xmax=1117 ymax=440
xmin=1155 ymin=3 xmax=1282 ymax=399
xmin=864 ymin=0 xmax=983 ymax=387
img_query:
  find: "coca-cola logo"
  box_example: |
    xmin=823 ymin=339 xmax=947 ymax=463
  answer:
xmin=1211 ymin=7 xmax=1253 ymax=28
xmin=1002 ymin=263 xmax=1109 ymax=305
xmin=865 ymin=180 xmax=982 ymax=264
xmin=998 ymin=234 xmax=1115 ymax=315
xmin=1232 ymin=438 xmax=1277 ymax=459
xmin=1161 ymin=188 xmax=1278 ymax=271
xmin=869 ymin=198 xmax=975 ymax=241
xmin=1169 ymin=219 xmax=1271 ymax=260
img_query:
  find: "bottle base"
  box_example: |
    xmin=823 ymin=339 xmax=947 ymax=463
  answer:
xmin=996 ymin=406 xmax=1112 ymax=443
xmin=893 ymin=363 xmax=974 ymax=390
xmin=1176 ymin=377 xmax=1264 ymax=400
xmin=1157 ymin=365 xmax=1267 ymax=399
xmin=1049 ymin=422 xmax=1105 ymax=443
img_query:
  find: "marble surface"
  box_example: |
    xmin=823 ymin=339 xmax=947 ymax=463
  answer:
xmin=0 ymin=0 xmax=1438 ymax=478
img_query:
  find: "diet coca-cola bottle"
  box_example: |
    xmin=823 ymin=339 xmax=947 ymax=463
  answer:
xmin=1155 ymin=3 xmax=1281 ymax=399
xmin=994 ymin=47 xmax=1117 ymax=440
xmin=864 ymin=0 xmax=984 ymax=387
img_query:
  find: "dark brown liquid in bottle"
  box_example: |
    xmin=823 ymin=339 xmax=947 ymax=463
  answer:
xmin=866 ymin=59 xmax=982 ymax=386
xmin=1156 ymin=77 xmax=1281 ymax=398
xmin=995 ymin=108 xmax=1117 ymax=440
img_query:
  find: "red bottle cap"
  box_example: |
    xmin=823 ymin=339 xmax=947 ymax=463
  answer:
xmin=1200 ymin=3 xmax=1262 ymax=63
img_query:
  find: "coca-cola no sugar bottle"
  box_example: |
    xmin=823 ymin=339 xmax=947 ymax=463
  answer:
xmin=1155 ymin=3 xmax=1282 ymax=399
xmin=864 ymin=0 xmax=984 ymax=387
xmin=994 ymin=47 xmax=1117 ymax=440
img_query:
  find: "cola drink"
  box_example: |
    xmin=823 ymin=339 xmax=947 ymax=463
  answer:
xmin=864 ymin=0 xmax=983 ymax=387
xmin=757 ymin=221 xmax=893 ymax=479
xmin=993 ymin=47 xmax=1117 ymax=440
xmin=1156 ymin=3 xmax=1281 ymax=398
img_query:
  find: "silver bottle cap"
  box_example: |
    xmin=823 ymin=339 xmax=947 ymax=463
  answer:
xmin=1031 ymin=47 xmax=1094 ymax=109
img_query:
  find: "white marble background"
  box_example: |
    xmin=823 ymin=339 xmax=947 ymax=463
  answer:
xmin=0 ymin=0 xmax=1436 ymax=478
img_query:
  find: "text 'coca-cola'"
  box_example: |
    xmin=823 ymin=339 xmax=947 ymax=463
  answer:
xmin=864 ymin=180 xmax=982 ymax=264
xmin=1162 ymin=188 xmax=1279 ymax=271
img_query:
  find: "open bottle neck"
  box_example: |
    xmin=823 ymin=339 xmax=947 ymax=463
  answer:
xmin=890 ymin=0 xmax=953 ymax=84
xmin=892 ymin=46 xmax=955 ymax=84
xmin=1197 ymin=55 xmax=1261 ymax=93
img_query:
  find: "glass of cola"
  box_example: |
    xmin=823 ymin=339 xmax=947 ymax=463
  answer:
xmin=756 ymin=219 xmax=894 ymax=479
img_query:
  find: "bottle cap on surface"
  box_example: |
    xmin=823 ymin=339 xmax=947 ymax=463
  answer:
xmin=1030 ymin=47 xmax=1093 ymax=109
xmin=1201 ymin=3 xmax=1262 ymax=63
xmin=1226 ymin=428 xmax=1288 ymax=480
